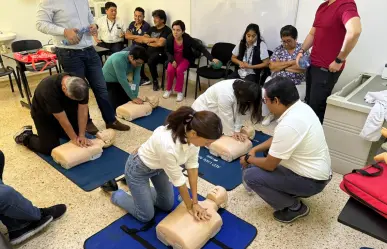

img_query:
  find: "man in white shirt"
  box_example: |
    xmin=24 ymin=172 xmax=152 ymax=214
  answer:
xmin=93 ymin=2 xmax=125 ymax=53
xmin=240 ymin=76 xmax=332 ymax=223
xmin=36 ymin=0 xmax=129 ymax=134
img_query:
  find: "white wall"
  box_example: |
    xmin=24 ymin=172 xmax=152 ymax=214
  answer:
xmin=296 ymin=0 xmax=387 ymax=92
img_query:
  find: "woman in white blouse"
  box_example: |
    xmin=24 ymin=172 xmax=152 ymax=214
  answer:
xmin=110 ymin=106 xmax=222 ymax=222
xmin=192 ymin=79 xmax=262 ymax=142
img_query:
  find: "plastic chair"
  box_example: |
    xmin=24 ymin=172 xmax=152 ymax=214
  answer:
xmin=0 ymin=55 xmax=23 ymax=97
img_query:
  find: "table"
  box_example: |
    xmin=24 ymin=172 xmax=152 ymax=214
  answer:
xmin=338 ymin=197 xmax=387 ymax=243
xmin=3 ymin=45 xmax=110 ymax=109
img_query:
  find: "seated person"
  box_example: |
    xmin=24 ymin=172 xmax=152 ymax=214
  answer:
xmin=124 ymin=7 xmax=151 ymax=85
xmin=93 ymin=2 xmax=125 ymax=53
xmin=192 ymin=79 xmax=262 ymax=142
xmin=229 ymin=23 xmax=270 ymax=83
xmin=105 ymin=107 xmax=223 ymax=223
xmin=102 ymin=46 xmax=148 ymax=109
xmin=0 ymin=150 xmax=66 ymax=246
xmin=240 ymin=77 xmax=331 ymax=223
xmin=164 ymin=20 xmax=219 ymax=102
xmin=263 ymin=25 xmax=309 ymax=126
xmin=134 ymin=9 xmax=172 ymax=91
xmin=14 ymin=74 xmax=91 ymax=155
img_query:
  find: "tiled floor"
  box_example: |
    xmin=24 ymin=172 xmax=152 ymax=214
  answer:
xmin=0 ymin=74 xmax=385 ymax=249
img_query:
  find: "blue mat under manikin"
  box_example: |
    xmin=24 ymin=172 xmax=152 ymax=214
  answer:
xmin=84 ymin=188 xmax=257 ymax=249
xmin=191 ymin=131 xmax=271 ymax=191
xmin=36 ymin=135 xmax=129 ymax=192
xmin=130 ymin=107 xmax=171 ymax=131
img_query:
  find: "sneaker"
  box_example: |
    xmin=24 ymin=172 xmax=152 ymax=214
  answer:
xmin=40 ymin=204 xmax=67 ymax=221
xmin=153 ymin=80 xmax=160 ymax=91
xmin=140 ymin=78 xmax=151 ymax=86
xmin=262 ymin=113 xmax=275 ymax=126
xmin=176 ymin=92 xmax=184 ymax=102
xmin=14 ymin=126 xmax=33 ymax=144
xmin=9 ymin=215 xmax=53 ymax=246
xmin=106 ymin=120 xmax=130 ymax=131
xmin=273 ymin=201 xmax=310 ymax=223
xmin=86 ymin=121 xmax=99 ymax=135
xmin=101 ymin=180 xmax=118 ymax=192
xmin=163 ymin=90 xmax=171 ymax=99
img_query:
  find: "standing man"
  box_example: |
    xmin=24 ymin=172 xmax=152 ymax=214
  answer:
xmin=125 ymin=7 xmax=151 ymax=85
xmin=135 ymin=9 xmax=172 ymax=91
xmin=36 ymin=0 xmax=130 ymax=134
xmin=296 ymin=0 xmax=361 ymax=123
xmin=94 ymin=2 xmax=125 ymax=53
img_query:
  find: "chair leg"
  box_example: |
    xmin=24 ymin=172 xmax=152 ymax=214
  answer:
xmin=161 ymin=66 xmax=166 ymax=91
xmin=185 ymin=70 xmax=189 ymax=97
xmin=195 ymin=73 xmax=200 ymax=99
xmin=22 ymin=72 xmax=32 ymax=98
xmin=8 ymin=75 xmax=14 ymax=92
xmin=49 ymin=68 xmax=52 ymax=75
xmin=16 ymin=68 xmax=24 ymax=98
xmin=55 ymin=65 xmax=59 ymax=74
xmin=12 ymin=70 xmax=23 ymax=98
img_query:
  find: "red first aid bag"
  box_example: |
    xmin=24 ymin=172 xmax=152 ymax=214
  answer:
xmin=13 ymin=50 xmax=57 ymax=72
xmin=340 ymin=162 xmax=387 ymax=218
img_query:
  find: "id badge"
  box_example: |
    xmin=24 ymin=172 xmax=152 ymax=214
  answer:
xmin=130 ymin=83 xmax=136 ymax=91
xmin=107 ymin=34 xmax=114 ymax=42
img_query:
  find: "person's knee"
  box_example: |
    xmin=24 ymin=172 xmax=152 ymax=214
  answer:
xmin=243 ymin=167 xmax=264 ymax=187
xmin=0 ymin=184 xmax=17 ymax=205
xmin=176 ymin=67 xmax=187 ymax=75
xmin=158 ymin=193 xmax=174 ymax=212
xmin=167 ymin=65 xmax=175 ymax=74
xmin=40 ymin=142 xmax=59 ymax=155
xmin=137 ymin=208 xmax=155 ymax=223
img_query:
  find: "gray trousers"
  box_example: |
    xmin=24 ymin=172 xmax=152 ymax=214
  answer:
xmin=243 ymin=165 xmax=330 ymax=210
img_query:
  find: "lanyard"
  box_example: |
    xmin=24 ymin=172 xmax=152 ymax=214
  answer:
xmin=244 ymin=46 xmax=254 ymax=63
xmin=107 ymin=18 xmax=116 ymax=33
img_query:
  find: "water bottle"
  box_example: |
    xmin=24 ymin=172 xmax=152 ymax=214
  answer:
xmin=61 ymin=27 xmax=90 ymax=45
xmin=177 ymin=194 xmax=183 ymax=203
xmin=382 ymin=63 xmax=387 ymax=80
xmin=298 ymin=54 xmax=311 ymax=69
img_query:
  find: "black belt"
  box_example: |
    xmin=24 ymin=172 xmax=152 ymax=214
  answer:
xmin=56 ymin=46 xmax=94 ymax=52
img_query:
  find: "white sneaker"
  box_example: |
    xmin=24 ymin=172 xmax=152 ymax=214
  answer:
xmin=163 ymin=90 xmax=171 ymax=99
xmin=176 ymin=92 xmax=184 ymax=102
xmin=262 ymin=113 xmax=275 ymax=126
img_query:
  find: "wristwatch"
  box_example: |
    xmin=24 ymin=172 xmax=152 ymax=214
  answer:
xmin=335 ymin=57 xmax=344 ymax=64
xmin=244 ymin=154 xmax=251 ymax=164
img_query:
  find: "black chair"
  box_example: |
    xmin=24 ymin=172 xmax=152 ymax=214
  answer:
xmin=11 ymin=40 xmax=60 ymax=97
xmin=0 ymin=55 xmax=23 ymax=97
xmin=259 ymin=50 xmax=273 ymax=86
xmin=161 ymin=38 xmax=204 ymax=97
xmin=194 ymin=42 xmax=235 ymax=99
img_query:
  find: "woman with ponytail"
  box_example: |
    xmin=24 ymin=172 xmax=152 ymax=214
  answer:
xmin=109 ymin=106 xmax=222 ymax=222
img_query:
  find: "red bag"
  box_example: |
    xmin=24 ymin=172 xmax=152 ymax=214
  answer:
xmin=340 ymin=162 xmax=387 ymax=218
xmin=13 ymin=50 xmax=57 ymax=72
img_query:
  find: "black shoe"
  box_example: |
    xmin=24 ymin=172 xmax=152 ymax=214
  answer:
xmin=9 ymin=215 xmax=53 ymax=246
xmin=101 ymin=180 xmax=118 ymax=192
xmin=86 ymin=121 xmax=99 ymax=135
xmin=40 ymin=204 xmax=67 ymax=221
xmin=106 ymin=120 xmax=130 ymax=131
xmin=153 ymin=80 xmax=160 ymax=91
xmin=140 ymin=78 xmax=151 ymax=86
xmin=14 ymin=126 xmax=33 ymax=145
xmin=273 ymin=202 xmax=310 ymax=223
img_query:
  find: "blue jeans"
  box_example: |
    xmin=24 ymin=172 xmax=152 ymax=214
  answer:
xmin=56 ymin=46 xmax=116 ymax=124
xmin=111 ymin=154 xmax=174 ymax=222
xmin=243 ymin=165 xmax=330 ymax=210
xmin=0 ymin=180 xmax=41 ymax=232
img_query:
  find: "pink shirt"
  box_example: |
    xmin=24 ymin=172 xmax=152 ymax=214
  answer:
xmin=174 ymin=39 xmax=184 ymax=63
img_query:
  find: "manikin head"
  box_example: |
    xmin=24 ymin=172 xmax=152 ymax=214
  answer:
xmin=61 ymin=76 xmax=89 ymax=101
xmin=206 ymin=186 xmax=228 ymax=207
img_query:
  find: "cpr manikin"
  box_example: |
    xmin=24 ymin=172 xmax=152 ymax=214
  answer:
xmin=51 ymin=129 xmax=116 ymax=169
xmin=156 ymin=186 xmax=228 ymax=249
xmin=208 ymin=126 xmax=254 ymax=162
xmin=116 ymin=96 xmax=159 ymax=121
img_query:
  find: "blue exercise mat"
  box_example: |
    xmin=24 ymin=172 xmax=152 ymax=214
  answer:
xmin=190 ymin=131 xmax=271 ymax=191
xmin=36 ymin=136 xmax=129 ymax=192
xmin=130 ymin=107 xmax=171 ymax=131
xmin=84 ymin=188 xmax=257 ymax=249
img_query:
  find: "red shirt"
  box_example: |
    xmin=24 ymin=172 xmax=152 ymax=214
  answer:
xmin=311 ymin=0 xmax=359 ymax=69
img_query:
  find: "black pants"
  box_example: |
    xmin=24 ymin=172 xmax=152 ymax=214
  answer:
xmin=97 ymin=41 xmax=125 ymax=54
xmin=147 ymin=52 xmax=167 ymax=83
xmin=140 ymin=64 xmax=148 ymax=80
xmin=305 ymin=65 xmax=342 ymax=123
xmin=227 ymin=70 xmax=258 ymax=83
xmin=107 ymin=82 xmax=131 ymax=110
xmin=25 ymin=112 xmax=79 ymax=155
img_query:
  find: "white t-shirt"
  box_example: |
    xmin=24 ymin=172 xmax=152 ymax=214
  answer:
xmin=137 ymin=126 xmax=200 ymax=187
xmin=269 ymin=101 xmax=331 ymax=180
xmin=96 ymin=16 xmax=125 ymax=43
xmin=232 ymin=41 xmax=269 ymax=77
xmin=191 ymin=79 xmax=249 ymax=136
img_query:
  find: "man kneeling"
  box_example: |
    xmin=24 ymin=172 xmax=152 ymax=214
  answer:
xmin=240 ymin=76 xmax=331 ymax=223
xmin=14 ymin=74 xmax=91 ymax=155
